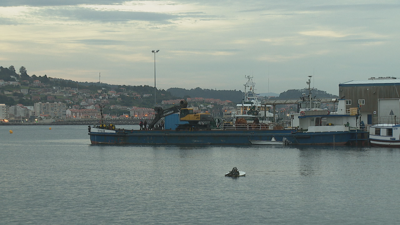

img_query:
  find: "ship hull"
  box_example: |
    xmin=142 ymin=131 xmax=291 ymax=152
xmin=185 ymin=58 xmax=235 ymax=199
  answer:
xmin=290 ymin=131 xmax=368 ymax=146
xmin=90 ymin=129 xmax=294 ymax=145
xmin=369 ymin=139 xmax=400 ymax=147
xmin=89 ymin=129 xmax=368 ymax=146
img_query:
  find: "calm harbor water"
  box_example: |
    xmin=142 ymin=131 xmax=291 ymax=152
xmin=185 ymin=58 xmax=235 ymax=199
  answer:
xmin=1 ymin=125 xmax=400 ymax=224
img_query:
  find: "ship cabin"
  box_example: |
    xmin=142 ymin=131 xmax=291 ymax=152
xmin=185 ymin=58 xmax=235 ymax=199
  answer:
xmin=369 ymin=124 xmax=400 ymax=140
xmin=234 ymin=102 xmax=274 ymax=122
xmin=291 ymin=99 xmax=360 ymax=132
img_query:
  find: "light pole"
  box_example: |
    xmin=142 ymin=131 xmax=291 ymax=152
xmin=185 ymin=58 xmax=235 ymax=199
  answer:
xmin=152 ymin=50 xmax=159 ymax=105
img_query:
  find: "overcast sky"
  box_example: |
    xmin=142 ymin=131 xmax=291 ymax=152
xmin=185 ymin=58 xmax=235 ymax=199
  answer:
xmin=1 ymin=0 xmax=399 ymax=95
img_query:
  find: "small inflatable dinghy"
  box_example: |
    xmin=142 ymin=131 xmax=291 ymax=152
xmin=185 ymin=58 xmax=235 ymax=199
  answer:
xmin=225 ymin=167 xmax=246 ymax=177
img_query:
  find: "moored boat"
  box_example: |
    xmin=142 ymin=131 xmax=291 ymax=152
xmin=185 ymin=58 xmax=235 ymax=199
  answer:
xmin=89 ymin=127 xmax=295 ymax=145
xmin=369 ymin=124 xmax=400 ymax=147
xmin=285 ymin=76 xmax=368 ymax=146
xmin=88 ymin=76 xmax=368 ymax=146
xmin=232 ymin=75 xmax=275 ymax=124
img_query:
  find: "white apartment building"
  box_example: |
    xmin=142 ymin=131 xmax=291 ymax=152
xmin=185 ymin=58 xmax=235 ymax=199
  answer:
xmin=34 ymin=102 xmax=67 ymax=119
xmin=9 ymin=104 xmax=34 ymax=119
xmin=0 ymin=104 xmax=9 ymax=119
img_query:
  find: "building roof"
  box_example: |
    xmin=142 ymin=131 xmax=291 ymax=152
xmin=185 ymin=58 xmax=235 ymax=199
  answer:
xmin=340 ymin=77 xmax=400 ymax=87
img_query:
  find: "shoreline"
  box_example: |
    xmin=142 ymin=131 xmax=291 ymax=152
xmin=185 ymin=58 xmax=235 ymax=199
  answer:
xmin=1 ymin=120 xmax=141 ymax=126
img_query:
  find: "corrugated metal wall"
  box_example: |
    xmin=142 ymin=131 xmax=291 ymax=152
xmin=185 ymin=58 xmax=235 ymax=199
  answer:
xmin=340 ymin=84 xmax=400 ymax=124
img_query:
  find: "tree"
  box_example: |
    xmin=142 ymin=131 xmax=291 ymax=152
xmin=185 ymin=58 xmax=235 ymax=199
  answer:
xmin=40 ymin=75 xmax=50 ymax=83
xmin=13 ymin=92 xmax=24 ymax=98
xmin=8 ymin=65 xmax=20 ymax=79
xmin=0 ymin=94 xmax=15 ymax=106
xmin=19 ymin=66 xmax=27 ymax=75
xmin=8 ymin=65 xmax=16 ymax=74
xmin=20 ymin=66 xmax=30 ymax=80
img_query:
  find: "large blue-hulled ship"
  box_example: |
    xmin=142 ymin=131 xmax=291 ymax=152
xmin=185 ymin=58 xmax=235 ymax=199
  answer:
xmin=89 ymin=128 xmax=295 ymax=145
xmin=88 ymin=119 xmax=367 ymax=146
xmin=88 ymin=76 xmax=368 ymax=146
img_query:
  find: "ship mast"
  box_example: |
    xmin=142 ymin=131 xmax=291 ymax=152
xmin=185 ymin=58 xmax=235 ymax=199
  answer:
xmin=99 ymin=104 xmax=104 ymax=125
xmin=307 ymin=76 xmax=312 ymax=108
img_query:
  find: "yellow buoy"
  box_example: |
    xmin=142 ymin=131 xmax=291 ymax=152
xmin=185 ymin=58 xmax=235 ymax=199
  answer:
xmin=49 ymin=127 xmax=52 ymax=130
xmin=9 ymin=130 xmax=13 ymax=134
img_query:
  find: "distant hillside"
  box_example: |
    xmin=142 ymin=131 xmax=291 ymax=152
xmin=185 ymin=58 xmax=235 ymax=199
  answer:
xmin=1 ymin=65 xmax=337 ymax=106
xmin=167 ymin=87 xmax=337 ymax=102
xmin=167 ymin=87 xmax=244 ymax=103
xmin=258 ymin=92 xmax=279 ymax=97
xmin=275 ymin=88 xmax=338 ymax=100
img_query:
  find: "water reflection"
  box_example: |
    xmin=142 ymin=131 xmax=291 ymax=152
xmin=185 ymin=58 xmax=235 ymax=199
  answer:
xmin=295 ymin=146 xmax=372 ymax=176
xmin=298 ymin=148 xmax=322 ymax=176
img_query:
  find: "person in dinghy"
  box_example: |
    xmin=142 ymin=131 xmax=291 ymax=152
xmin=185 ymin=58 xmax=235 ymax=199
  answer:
xmin=225 ymin=167 xmax=245 ymax=177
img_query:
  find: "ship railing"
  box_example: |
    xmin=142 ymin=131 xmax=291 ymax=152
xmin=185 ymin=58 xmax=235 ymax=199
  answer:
xmin=223 ymin=123 xmax=277 ymax=130
xmin=378 ymin=116 xmax=400 ymax=125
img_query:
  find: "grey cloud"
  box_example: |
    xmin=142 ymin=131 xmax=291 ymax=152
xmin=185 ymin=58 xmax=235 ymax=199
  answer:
xmin=74 ymin=39 xmax=127 ymax=45
xmin=337 ymin=38 xmax=385 ymax=43
xmin=0 ymin=0 xmax=126 ymax=6
xmin=239 ymin=3 xmax=400 ymax=13
xmin=178 ymin=48 xmax=242 ymax=52
xmin=0 ymin=0 xmax=255 ymax=7
xmin=0 ymin=17 xmax=18 ymax=25
xmin=307 ymin=4 xmax=400 ymax=11
xmin=41 ymin=8 xmax=178 ymax=23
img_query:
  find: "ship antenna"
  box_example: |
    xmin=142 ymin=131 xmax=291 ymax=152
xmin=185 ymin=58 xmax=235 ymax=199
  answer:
xmin=307 ymin=76 xmax=312 ymax=108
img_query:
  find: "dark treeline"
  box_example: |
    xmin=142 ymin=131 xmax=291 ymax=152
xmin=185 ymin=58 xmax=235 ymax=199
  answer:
xmin=275 ymin=89 xmax=338 ymax=100
xmin=0 ymin=65 xmax=50 ymax=83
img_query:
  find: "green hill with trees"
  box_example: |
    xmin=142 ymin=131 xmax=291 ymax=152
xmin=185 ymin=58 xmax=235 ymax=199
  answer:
xmin=1 ymin=65 xmax=338 ymax=108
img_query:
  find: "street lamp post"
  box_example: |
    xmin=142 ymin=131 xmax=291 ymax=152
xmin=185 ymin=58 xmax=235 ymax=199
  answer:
xmin=152 ymin=50 xmax=159 ymax=105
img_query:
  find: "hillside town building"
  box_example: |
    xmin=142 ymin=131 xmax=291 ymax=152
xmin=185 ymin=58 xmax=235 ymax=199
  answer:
xmin=34 ymin=102 xmax=67 ymax=119
xmin=0 ymin=104 xmax=8 ymax=120
xmin=66 ymin=109 xmax=99 ymax=119
xmin=9 ymin=104 xmax=34 ymax=119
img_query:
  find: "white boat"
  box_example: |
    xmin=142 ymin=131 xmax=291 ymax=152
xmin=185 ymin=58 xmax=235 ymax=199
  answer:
xmin=369 ymin=124 xmax=400 ymax=147
xmin=286 ymin=76 xmax=369 ymax=145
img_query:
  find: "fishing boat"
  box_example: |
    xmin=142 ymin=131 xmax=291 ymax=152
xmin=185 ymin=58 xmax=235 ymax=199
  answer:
xmin=369 ymin=124 xmax=400 ymax=147
xmin=232 ymin=75 xmax=275 ymax=124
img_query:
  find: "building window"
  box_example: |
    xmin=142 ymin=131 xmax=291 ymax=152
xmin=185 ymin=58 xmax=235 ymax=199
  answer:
xmin=358 ymin=99 xmax=365 ymax=105
xmin=346 ymin=100 xmax=352 ymax=105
